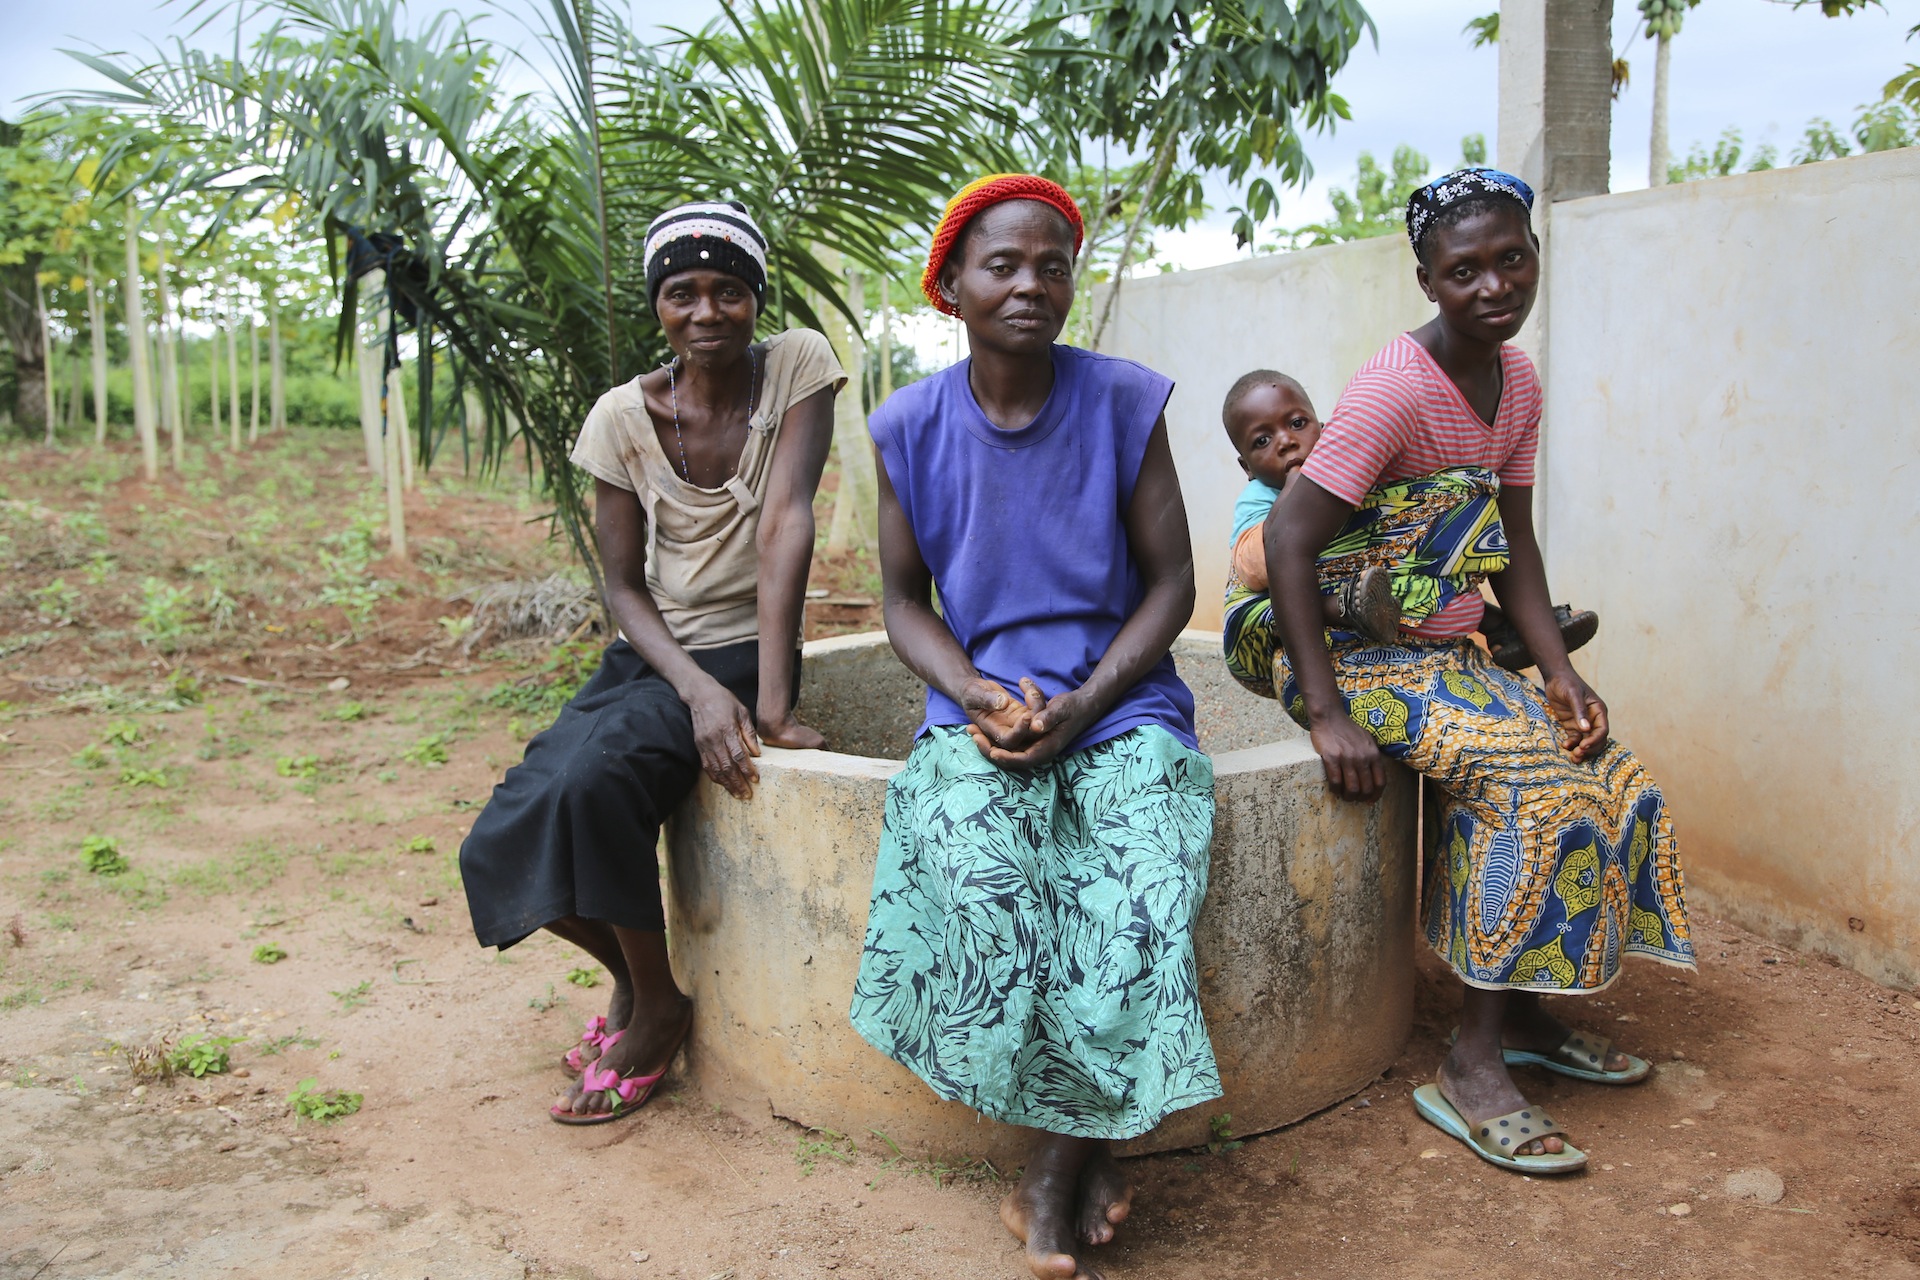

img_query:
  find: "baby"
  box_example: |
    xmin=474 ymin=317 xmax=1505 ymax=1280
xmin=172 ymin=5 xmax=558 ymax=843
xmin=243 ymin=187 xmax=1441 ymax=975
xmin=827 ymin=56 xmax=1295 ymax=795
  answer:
xmin=1223 ymin=369 xmax=1596 ymax=670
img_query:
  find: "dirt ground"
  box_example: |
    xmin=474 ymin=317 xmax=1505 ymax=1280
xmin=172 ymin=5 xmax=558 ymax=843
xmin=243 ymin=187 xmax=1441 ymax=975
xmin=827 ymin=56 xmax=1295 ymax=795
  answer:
xmin=2 ymin=433 xmax=1918 ymax=1280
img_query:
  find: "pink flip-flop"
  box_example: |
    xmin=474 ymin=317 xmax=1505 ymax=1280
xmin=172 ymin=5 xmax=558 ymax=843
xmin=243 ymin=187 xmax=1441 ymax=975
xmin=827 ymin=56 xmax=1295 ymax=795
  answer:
xmin=560 ymin=1016 xmax=617 ymax=1077
xmin=549 ymin=1057 xmax=668 ymax=1126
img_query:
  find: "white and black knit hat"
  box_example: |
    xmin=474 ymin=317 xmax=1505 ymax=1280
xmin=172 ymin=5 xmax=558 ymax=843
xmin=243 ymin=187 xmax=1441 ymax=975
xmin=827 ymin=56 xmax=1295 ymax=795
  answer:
xmin=644 ymin=200 xmax=769 ymax=309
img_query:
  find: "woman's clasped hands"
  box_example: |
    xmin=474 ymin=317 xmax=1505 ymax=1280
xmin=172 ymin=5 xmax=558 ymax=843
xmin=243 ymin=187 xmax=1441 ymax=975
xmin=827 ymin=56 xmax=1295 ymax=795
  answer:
xmin=960 ymin=676 xmax=1094 ymax=770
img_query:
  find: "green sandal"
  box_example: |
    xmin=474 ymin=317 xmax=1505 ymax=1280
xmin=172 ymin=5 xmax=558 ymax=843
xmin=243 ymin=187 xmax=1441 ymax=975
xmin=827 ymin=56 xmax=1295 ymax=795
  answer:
xmin=1412 ymin=1084 xmax=1588 ymax=1175
xmin=1503 ymin=1030 xmax=1650 ymax=1085
xmin=1449 ymin=1027 xmax=1652 ymax=1085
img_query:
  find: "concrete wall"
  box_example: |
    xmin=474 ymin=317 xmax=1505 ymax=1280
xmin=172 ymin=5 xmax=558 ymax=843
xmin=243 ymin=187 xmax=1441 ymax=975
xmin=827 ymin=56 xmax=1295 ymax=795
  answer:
xmin=1104 ymin=146 xmax=1920 ymax=988
xmin=1540 ymin=148 xmax=1920 ymax=989
xmin=1104 ymin=234 xmax=1436 ymax=629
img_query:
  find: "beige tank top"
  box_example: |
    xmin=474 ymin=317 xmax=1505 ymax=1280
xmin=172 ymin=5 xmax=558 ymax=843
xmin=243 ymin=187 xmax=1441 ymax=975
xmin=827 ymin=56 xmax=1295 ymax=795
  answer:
xmin=569 ymin=328 xmax=846 ymax=649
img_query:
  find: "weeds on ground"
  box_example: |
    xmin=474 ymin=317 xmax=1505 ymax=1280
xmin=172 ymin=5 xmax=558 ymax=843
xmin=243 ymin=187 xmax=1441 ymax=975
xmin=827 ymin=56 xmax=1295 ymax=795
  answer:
xmin=482 ymin=638 xmax=600 ymax=718
xmin=312 ymin=515 xmax=394 ymax=632
xmin=80 ymin=835 xmax=126 ymax=876
xmin=275 ymin=754 xmax=319 ymax=779
xmin=287 ymin=1078 xmax=362 ymax=1122
xmin=400 ymin=835 xmax=435 ymax=854
xmin=252 ymin=942 xmax=288 ymax=964
xmin=861 ymin=1128 xmax=1003 ymax=1190
xmin=331 ymin=701 xmax=370 ymax=722
xmin=167 ymin=1034 xmax=241 ymax=1078
xmin=795 ymin=1127 xmax=859 ymax=1175
xmin=528 ymin=984 xmax=564 ymax=1012
xmin=401 ymin=734 xmax=449 ymax=767
xmin=330 ymin=979 xmax=373 ymax=1011
xmin=1208 ymin=1113 xmax=1244 ymax=1155
xmin=30 ymin=578 xmax=80 ymax=623
xmin=565 ymin=966 xmax=600 ymax=988
xmin=136 ymin=578 xmax=195 ymax=651
xmin=257 ymin=1030 xmax=322 ymax=1056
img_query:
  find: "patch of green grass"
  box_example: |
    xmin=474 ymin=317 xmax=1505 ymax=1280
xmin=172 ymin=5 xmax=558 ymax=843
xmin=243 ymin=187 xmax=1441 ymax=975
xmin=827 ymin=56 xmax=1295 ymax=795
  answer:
xmin=136 ymin=578 xmax=195 ymax=651
xmin=118 ymin=765 xmax=170 ymax=789
xmin=795 ymin=1127 xmax=858 ymax=1175
xmin=103 ymin=869 xmax=167 ymax=909
xmin=258 ymin=1030 xmax=322 ymax=1056
xmin=174 ymin=840 xmax=289 ymax=896
xmin=330 ymin=979 xmax=373 ymax=1011
xmin=564 ymin=966 xmax=601 ymax=989
xmin=399 ymin=835 xmax=436 ymax=854
xmin=252 ymin=942 xmax=289 ymax=964
xmin=528 ymin=984 xmax=564 ymax=1012
xmin=287 ymin=1078 xmax=362 ymax=1122
xmin=80 ymin=835 xmax=127 ymax=876
xmin=331 ymin=701 xmax=370 ymax=722
xmin=72 ymin=743 xmax=110 ymax=770
xmin=30 ymin=578 xmax=80 ymax=624
xmin=167 ymin=1034 xmax=242 ymax=1079
xmin=275 ymin=754 xmax=320 ymax=779
xmin=401 ymin=734 xmax=449 ymax=767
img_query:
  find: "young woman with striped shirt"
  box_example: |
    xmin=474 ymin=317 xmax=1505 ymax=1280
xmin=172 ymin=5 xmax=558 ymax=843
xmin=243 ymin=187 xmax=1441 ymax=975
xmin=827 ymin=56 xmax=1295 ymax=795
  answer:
xmin=1261 ymin=169 xmax=1695 ymax=1175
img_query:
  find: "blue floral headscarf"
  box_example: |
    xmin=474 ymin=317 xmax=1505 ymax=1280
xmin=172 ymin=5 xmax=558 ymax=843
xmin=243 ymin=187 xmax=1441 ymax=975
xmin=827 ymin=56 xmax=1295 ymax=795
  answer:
xmin=1405 ymin=168 xmax=1535 ymax=257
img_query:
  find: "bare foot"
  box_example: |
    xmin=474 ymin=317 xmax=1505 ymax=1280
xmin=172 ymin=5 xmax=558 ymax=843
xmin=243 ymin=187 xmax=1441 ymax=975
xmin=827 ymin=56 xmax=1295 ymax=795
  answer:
xmin=556 ymin=996 xmax=690 ymax=1117
xmin=1074 ymin=1147 xmax=1131 ymax=1247
xmin=1001 ymin=1137 xmax=1103 ymax=1279
xmin=1436 ymin=1046 xmax=1567 ymax=1157
xmin=606 ymin=977 xmax=635 ymax=1036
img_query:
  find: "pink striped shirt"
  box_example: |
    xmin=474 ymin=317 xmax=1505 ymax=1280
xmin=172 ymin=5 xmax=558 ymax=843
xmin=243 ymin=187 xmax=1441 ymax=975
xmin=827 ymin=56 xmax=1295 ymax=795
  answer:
xmin=1300 ymin=333 xmax=1540 ymax=638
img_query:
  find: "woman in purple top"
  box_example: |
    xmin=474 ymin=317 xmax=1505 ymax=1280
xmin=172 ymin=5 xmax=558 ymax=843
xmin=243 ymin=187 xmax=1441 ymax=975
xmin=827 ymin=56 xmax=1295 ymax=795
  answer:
xmin=849 ymin=175 xmax=1219 ymax=1280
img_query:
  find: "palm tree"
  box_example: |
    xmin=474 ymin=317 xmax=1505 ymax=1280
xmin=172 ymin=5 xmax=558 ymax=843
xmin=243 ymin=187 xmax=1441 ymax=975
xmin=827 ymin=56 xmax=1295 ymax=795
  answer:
xmin=71 ymin=0 xmax=1032 ymax=598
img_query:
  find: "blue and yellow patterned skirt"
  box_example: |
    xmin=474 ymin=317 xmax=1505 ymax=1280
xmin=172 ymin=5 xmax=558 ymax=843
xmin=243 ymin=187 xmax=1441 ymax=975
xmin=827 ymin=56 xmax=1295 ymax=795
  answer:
xmin=850 ymin=725 xmax=1222 ymax=1139
xmin=1232 ymin=465 xmax=1693 ymax=992
xmin=1277 ymin=638 xmax=1694 ymax=992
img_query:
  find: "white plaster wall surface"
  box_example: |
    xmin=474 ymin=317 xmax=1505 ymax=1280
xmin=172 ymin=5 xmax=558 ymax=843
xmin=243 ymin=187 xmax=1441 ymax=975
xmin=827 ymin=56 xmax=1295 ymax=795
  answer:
xmin=1103 ymin=235 xmax=1435 ymax=629
xmin=1542 ymin=148 xmax=1920 ymax=987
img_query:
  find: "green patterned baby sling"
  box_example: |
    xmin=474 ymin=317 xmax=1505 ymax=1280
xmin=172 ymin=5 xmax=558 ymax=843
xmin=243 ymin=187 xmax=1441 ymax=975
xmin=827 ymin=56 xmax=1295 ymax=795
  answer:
xmin=1223 ymin=467 xmax=1509 ymax=697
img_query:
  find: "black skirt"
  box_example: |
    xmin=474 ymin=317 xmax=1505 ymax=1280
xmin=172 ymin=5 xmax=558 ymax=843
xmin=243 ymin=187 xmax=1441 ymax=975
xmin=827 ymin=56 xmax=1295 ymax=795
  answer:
xmin=459 ymin=638 xmax=761 ymax=949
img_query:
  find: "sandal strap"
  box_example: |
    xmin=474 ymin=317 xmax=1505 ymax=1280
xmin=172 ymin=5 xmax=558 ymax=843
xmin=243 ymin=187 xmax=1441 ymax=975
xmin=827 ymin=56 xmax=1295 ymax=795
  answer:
xmin=1558 ymin=1031 xmax=1614 ymax=1072
xmin=1466 ymin=1106 xmax=1567 ymax=1160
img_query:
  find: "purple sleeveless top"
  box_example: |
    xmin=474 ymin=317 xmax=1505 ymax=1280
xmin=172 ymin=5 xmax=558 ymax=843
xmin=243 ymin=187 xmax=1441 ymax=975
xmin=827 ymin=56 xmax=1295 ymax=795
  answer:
xmin=868 ymin=345 xmax=1197 ymax=754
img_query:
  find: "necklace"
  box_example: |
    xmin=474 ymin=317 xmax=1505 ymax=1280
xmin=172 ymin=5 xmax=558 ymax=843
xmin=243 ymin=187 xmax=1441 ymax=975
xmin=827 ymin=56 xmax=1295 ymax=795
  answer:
xmin=666 ymin=344 xmax=759 ymax=483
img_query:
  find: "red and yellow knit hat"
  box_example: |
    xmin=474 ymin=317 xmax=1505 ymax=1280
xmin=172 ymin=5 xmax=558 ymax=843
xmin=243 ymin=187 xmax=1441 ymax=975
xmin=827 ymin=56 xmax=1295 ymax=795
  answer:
xmin=920 ymin=174 xmax=1085 ymax=316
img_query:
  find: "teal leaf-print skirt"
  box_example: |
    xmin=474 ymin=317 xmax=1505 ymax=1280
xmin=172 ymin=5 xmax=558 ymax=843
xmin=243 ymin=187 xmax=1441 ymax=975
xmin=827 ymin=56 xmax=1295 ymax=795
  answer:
xmin=850 ymin=725 xmax=1222 ymax=1140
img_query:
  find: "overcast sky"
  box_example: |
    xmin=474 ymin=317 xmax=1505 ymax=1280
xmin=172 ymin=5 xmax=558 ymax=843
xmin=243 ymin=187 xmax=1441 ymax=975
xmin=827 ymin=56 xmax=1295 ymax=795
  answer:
xmin=7 ymin=0 xmax=1913 ymax=269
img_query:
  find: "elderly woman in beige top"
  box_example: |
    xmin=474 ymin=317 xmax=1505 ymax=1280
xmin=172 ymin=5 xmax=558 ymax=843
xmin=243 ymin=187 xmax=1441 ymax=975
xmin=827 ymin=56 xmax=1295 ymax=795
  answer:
xmin=459 ymin=201 xmax=844 ymax=1124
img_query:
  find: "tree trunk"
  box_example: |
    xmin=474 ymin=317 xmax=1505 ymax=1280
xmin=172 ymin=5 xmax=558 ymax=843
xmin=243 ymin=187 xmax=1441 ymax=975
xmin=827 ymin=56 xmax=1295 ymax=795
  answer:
xmin=154 ymin=233 xmax=182 ymax=469
xmin=822 ymin=258 xmax=876 ymax=558
xmin=389 ymin=353 xmax=415 ymax=492
xmin=227 ymin=290 xmax=242 ymax=451
xmin=1090 ymin=131 xmax=1176 ymax=351
xmin=248 ymin=309 xmax=260 ymax=444
xmin=86 ymin=264 xmax=108 ymax=444
xmin=36 ymin=279 xmax=57 ymax=444
xmin=1649 ymin=31 xmax=1672 ymax=187
xmin=208 ymin=328 xmax=222 ymax=439
xmin=268 ymin=296 xmax=286 ymax=431
xmin=878 ymin=274 xmax=894 ymax=403
xmin=354 ymin=274 xmax=387 ymax=477
xmin=123 ymin=209 xmax=158 ymax=479
xmin=382 ymin=360 xmax=409 ymax=559
xmin=360 ymin=270 xmax=405 ymax=555
xmin=68 ymin=350 xmax=83 ymax=434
